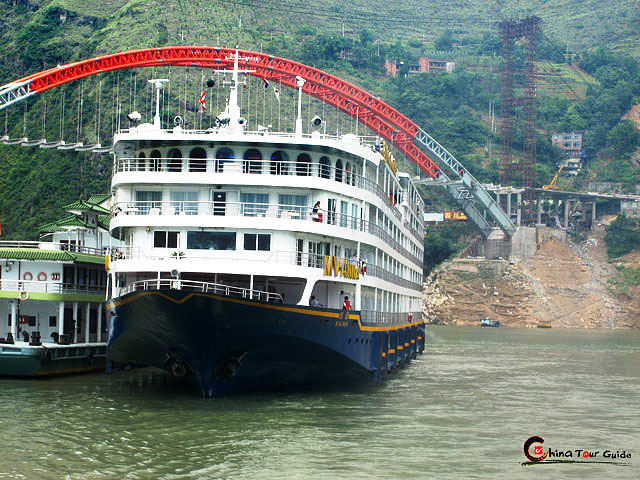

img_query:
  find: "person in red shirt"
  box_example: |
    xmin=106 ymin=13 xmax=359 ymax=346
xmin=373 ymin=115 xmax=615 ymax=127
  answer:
xmin=342 ymin=296 xmax=352 ymax=310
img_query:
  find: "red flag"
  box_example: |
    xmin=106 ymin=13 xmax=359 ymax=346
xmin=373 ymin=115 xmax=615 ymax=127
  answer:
xmin=199 ymin=91 xmax=206 ymax=110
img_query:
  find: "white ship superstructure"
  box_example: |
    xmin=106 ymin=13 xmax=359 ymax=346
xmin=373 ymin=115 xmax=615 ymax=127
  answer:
xmin=106 ymin=50 xmax=425 ymax=395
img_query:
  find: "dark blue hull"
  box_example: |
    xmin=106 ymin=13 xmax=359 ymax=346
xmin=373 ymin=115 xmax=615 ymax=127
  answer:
xmin=107 ymin=290 xmax=425 ymax=396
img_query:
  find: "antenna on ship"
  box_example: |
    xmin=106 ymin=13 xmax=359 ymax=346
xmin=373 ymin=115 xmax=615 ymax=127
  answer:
xmin=295 ymin=75 xmax=306 ymax=135
xmin=148 ymin=78 xmax=169 ymax=128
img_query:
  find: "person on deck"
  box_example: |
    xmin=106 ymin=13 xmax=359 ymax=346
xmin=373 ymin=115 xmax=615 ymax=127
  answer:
xmin=342 ymin=296 xmax=352 ymax=311
xmin=309 ymin=295 xmax=320 ymax=307
xmin=311 ymin=201 xmax=323 ymax=222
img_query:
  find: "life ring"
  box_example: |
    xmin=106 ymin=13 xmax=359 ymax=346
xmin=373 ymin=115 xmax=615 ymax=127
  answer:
xmin=19 ymin=291 xmax=29 ymax=301
xmin=37 ymin=272 xmax=47 ymax=282
xmin=22 ymin=272 xmax=33 ymax=281
xmin=41 ymin=348 xmax=52 ymax=365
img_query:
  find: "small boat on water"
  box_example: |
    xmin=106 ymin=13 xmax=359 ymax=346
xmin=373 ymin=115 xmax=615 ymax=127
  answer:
xmin=481 ymin=318 xmax=501 ymax=327
xmin=537 ymin=322 xmax=552 ymax=328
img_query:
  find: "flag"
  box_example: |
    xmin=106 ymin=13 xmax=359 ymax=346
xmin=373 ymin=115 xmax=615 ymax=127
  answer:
xmin=261 ymin=76 xmax=269 ymax=89
xmin=199 ymin=91 xmax=206 ymax=110
xmin=273 ymin=87 xmax=280 ymax=102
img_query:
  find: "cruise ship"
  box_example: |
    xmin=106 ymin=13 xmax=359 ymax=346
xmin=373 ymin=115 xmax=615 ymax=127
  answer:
xmin=106 ymin=51 xmax=426 ymax=396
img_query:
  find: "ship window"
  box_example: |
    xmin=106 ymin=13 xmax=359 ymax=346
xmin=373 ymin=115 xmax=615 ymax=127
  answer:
xmin=345 ymin=163 xmax=351 ymax=184
xmin=319 ymin=156 xmax=331 ymax=179
xmin=154 ymin=231 xmax=179 ymax=248
xmin=137 ymin=151 xmax=146 ymax=171
xmin=243 ymin=233 xmax=271 ymax=251
xmin=270 ymin=150 xmax=289 ymax=175
xmin=296 ymin=153 xmax=311 ymax=176
xmin=189 ymin=147 xmax=207 ymax=172
xmin=135 ymin=191 xmax=162 ymax=214
xmin=278 ymin=194 xmax=307 ymax=218
xmin=240 ymin=193 xmax=268 ymax=216
xmin=335 ymin=159 xmax=343 ymax=182
xmin=168 ymin=148 xmax=182 ymax=172
xmin=187 ymin=231 xmax=236 ymax=250
xmin=49 ymin=316 xmax=57 ymax=327
xmin=170 ymin=191 xmax=198 ymax=215
xmin=215 ymin=147 xmax=234 ymax=172
xmin=150 ymin=149 xmax=161 ymax=171
xmin=243 ymin=149 xmax=263 ymax=174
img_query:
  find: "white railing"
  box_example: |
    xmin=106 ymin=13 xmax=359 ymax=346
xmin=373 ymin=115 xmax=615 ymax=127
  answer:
xmin=110 ymin=248 xmax=422 ymax=292
xmin=111 ymin=201 xmax=422 ymax=267
xmin=0 ymin=241 xmax=105 ymax=256
xmin=119 ymin=279 xmax=283 ymax=302
xmin=114 ymin=158 xmax=404 ymax=222
xmin=360 ymin=310 xmax=423 ymax=327
xmin=0 ymin=280 xmax=106 ymax=294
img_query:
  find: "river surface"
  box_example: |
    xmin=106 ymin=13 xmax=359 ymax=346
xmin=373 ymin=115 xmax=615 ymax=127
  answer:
xmin=0 ymin=326 xmax=638 ymax=479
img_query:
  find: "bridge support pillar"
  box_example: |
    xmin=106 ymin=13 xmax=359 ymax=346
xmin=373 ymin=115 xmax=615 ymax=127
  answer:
xmin=592 ymin=201 xmax=597 ymax=223
xmin=516 ymin=191 xmax=522 ymax=226
xmin=536 ymin=197 xmax=542 ymax=225
xmin=506 ymin=193 xmax=512 ymax=221
xmin=564 ymin=199 xmax=570 ymax=229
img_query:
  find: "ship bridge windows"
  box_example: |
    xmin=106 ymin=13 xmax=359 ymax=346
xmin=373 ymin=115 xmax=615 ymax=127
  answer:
xmin=243 ymin=148 xmax=262 ymax=174
xmin=240 ymin=192 xmax=269 ymax=216
xmin=319 ymin=156 xmax=331 ymax=179
xmin=270 ymin=150 xmax=289 ymax=175
xmin=243 ymin=233 xmax=271 ymax=251
xmin=335 ymin=159 xmax=343 ymax=182
xmin=189 ymin=147 xmax=207 ymax=172
xmin=154 ymin=231 xmax=179 ymax=248
xmin=215 ymin=147 xmax=235 ymax=172
xmin=296 ymin=153 xmax=311 ymax=176
xmin=187 ymin=231 xmax=236 ymax=250
xmin=168 ymin=148 xmax=182 ymax=172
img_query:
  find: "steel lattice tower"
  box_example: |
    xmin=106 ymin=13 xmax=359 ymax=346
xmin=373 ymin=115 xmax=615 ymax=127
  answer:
xmin=499 ymin=16 xmax=541 ymax=221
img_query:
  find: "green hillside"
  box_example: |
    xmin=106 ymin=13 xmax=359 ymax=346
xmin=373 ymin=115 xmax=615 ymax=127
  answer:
xmin=0 ymin=0 xmax=639 ymax=240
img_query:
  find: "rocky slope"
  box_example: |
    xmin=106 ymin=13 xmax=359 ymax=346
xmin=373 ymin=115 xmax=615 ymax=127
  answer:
xmin=423 ymin=225 xmax=640 ymax=328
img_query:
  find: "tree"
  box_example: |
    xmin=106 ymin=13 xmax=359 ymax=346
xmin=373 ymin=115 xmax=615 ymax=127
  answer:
xmin=435 ymin=30 xmax=454 ymax=51
xmin=606 ymin=120 xmax=640 ymax=155
xmin=605 ymin=215 xmax=640 ymax=258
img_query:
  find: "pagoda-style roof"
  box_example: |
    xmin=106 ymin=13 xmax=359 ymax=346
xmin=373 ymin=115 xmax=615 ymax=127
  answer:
xmin=38 ymin=214 xmax=93 ymax=234
xmin=62 ymin=200 xmax=110 ymax=215
xmin=87 ymin=194 xmax=110 ymax=206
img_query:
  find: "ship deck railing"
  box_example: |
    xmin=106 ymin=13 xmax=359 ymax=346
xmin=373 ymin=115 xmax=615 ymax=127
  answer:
xmin=110 ymin=248 xmax=422 ymax=292
xmin=114 ymin=157 xmax=412 ymax=225
xmin=120 ymin=279 xmax=283 ymax=302
xmin=360 ymin=310 xmax=424 ymax=327
xmin=0 ymin=240 xmax=105 ymax=256
xmin=111 ymin=201 xmax=422 ymax=268
xmin=0 ymin=280 xmax=106 ymax=294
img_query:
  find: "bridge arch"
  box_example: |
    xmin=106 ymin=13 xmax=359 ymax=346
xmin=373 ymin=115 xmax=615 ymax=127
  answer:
xmin=2 ymin=46 xmax=439 ymax=177
xmin=0 ymin=46 xmax=515 ymax=236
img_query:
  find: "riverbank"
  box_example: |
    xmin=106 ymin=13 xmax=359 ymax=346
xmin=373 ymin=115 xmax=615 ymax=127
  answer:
xmin=423 ymin=224 xmax=640 ymax=328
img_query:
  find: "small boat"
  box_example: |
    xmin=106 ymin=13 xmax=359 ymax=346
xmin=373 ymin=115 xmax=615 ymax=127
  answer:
xmin=481 ymin=318 xmax=501 ymax=327
xmin=537 ymin=322 xmax=552 ymax=328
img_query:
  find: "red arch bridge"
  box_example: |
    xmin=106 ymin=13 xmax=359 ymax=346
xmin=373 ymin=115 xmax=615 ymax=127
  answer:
xmin=0 ymin=46 xmax=514 ymax=237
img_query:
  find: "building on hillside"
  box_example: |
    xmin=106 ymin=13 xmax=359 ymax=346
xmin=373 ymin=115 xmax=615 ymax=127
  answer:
xmin=551 ymin=132 xmax=584 ymax=174
xmin=385 ymin=57 xmax=456 ymax=77
xmin=620 ymin=199 xmax=640 ymax=217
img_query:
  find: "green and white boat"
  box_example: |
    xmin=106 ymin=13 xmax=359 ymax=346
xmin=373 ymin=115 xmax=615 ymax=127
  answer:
xmin=0 ymin=195 xmax=116 ymax=376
